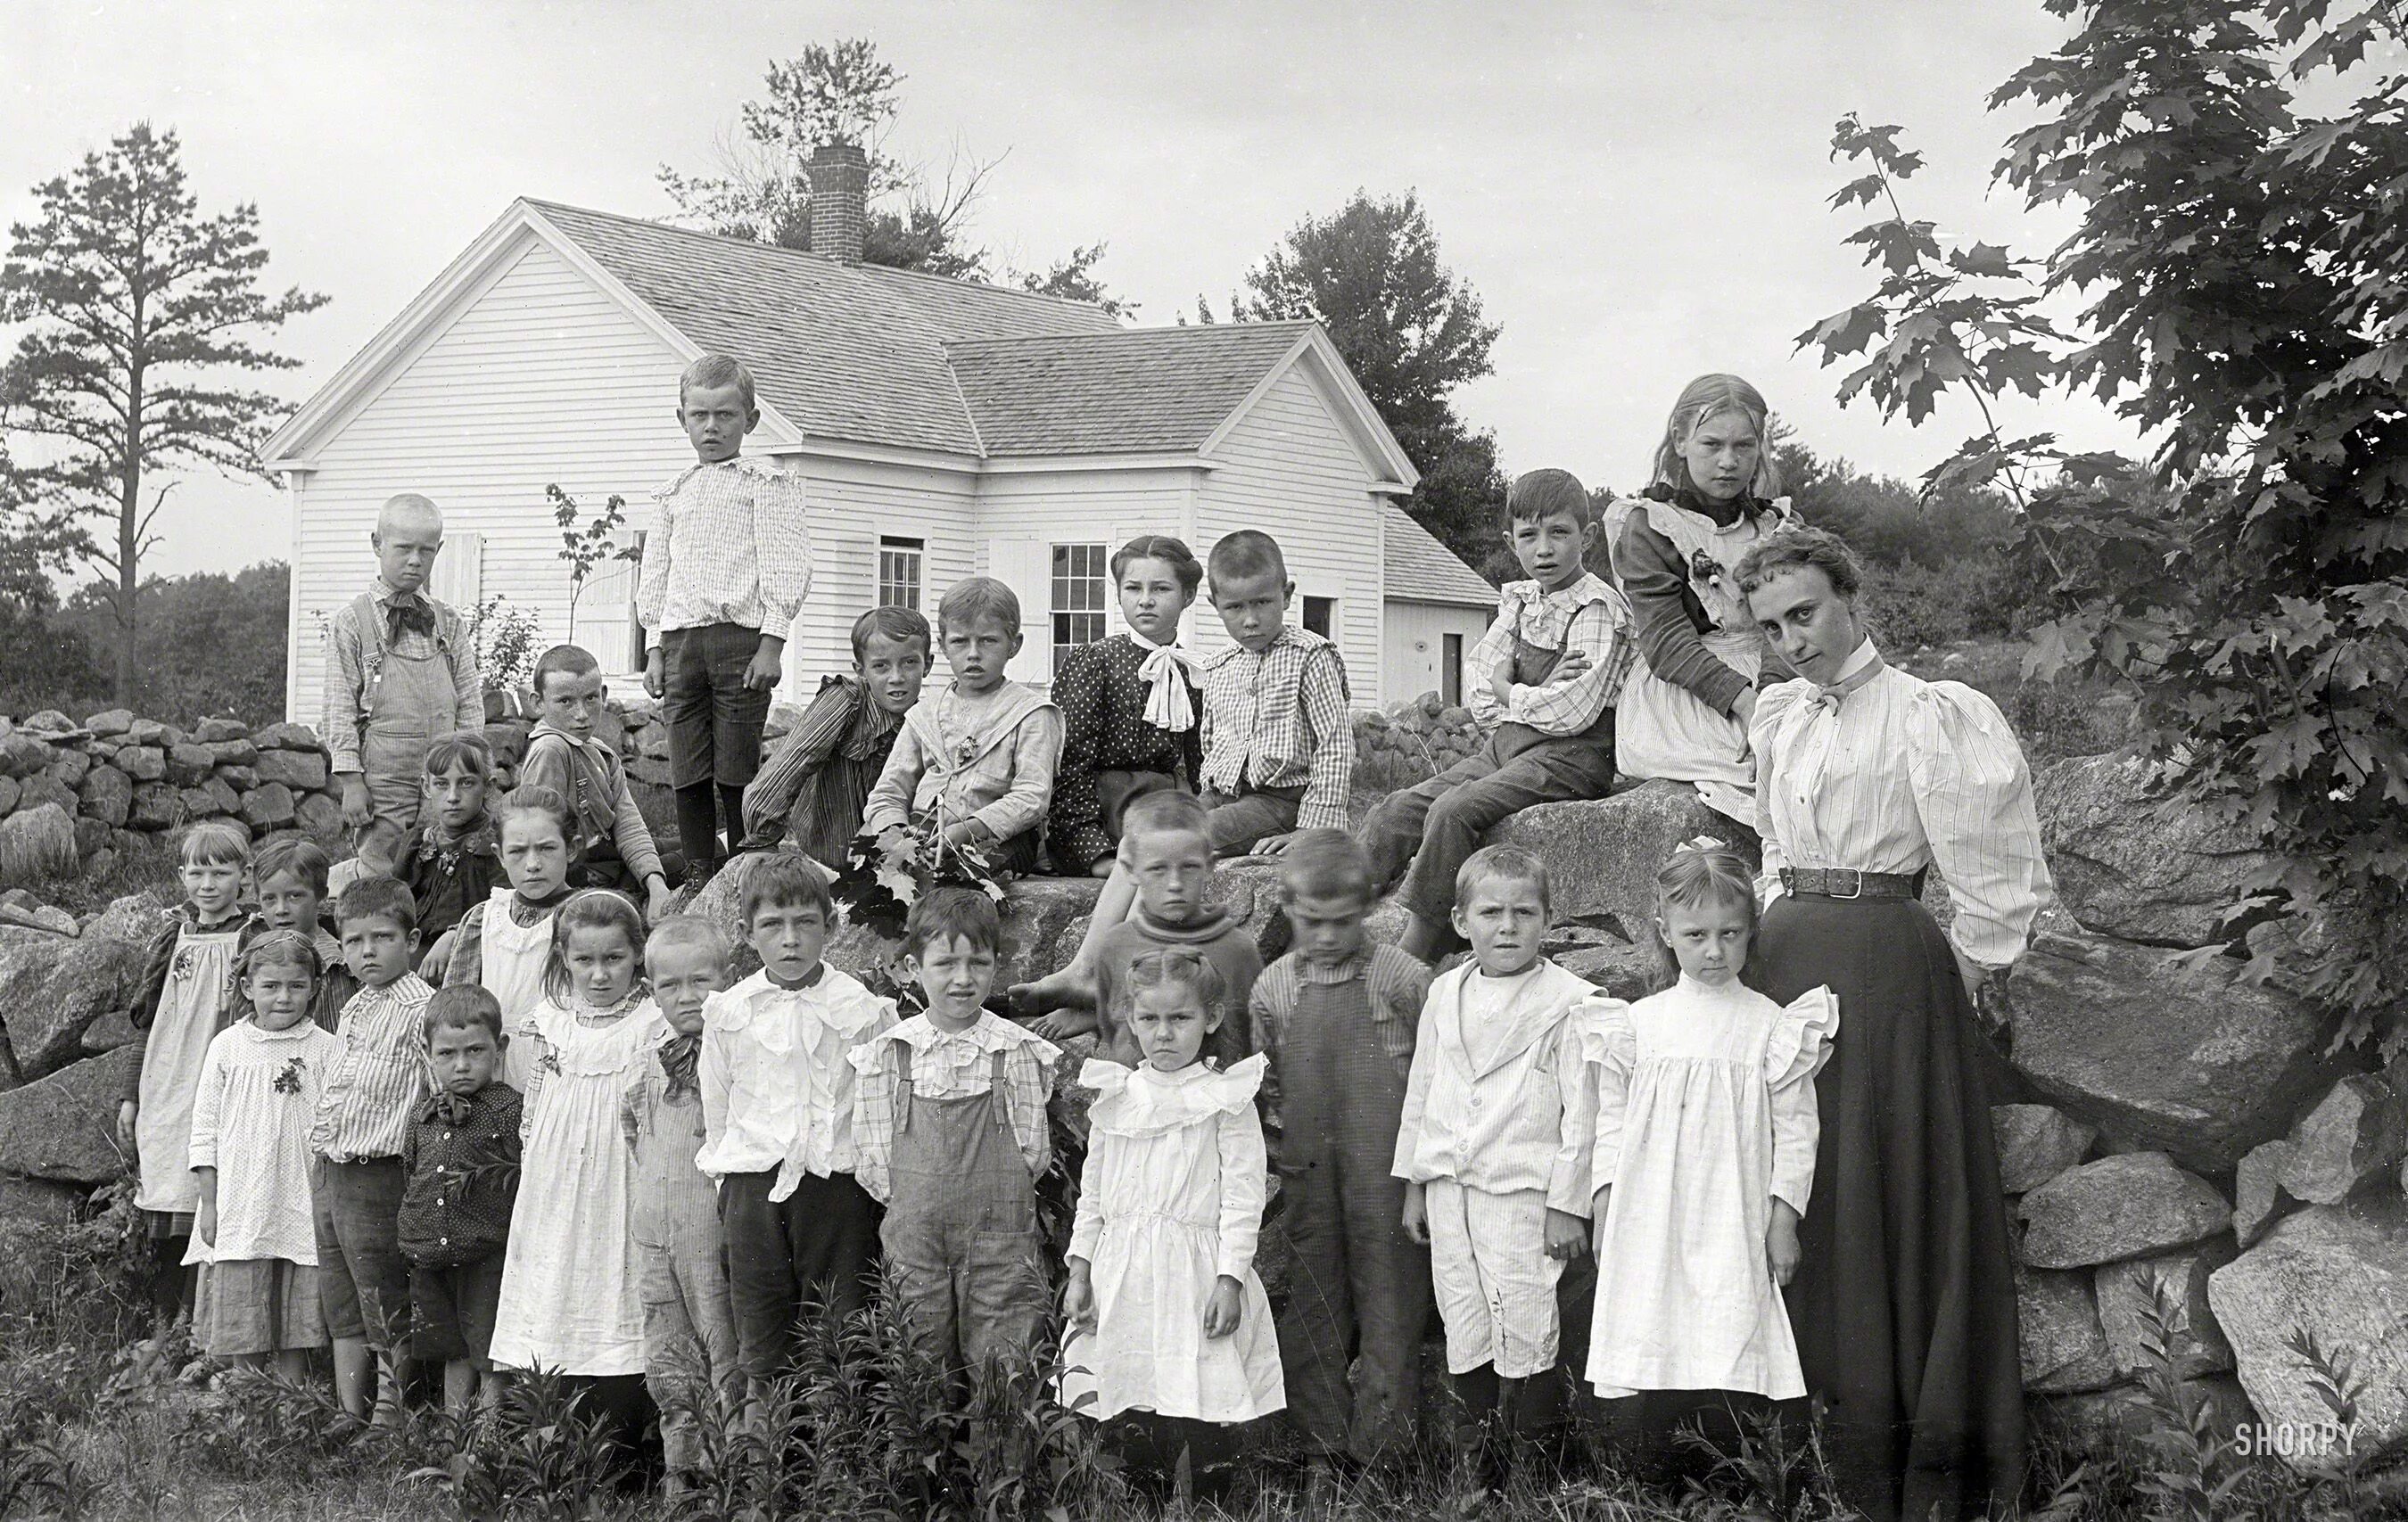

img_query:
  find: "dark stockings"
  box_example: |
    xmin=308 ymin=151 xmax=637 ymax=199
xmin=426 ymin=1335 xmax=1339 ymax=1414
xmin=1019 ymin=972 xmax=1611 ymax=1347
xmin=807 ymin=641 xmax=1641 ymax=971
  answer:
xmin=673 ymin=784 xmax=747 ymax=880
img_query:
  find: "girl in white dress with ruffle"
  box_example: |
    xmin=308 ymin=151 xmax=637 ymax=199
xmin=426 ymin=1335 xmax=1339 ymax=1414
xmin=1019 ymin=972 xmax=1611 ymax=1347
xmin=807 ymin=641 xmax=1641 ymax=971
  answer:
xmin=489 ymin=890 xmax=663 ymax=1424
xmin=1061 ymin=948 xmax=1283 ymax=1500
xmin=1581 ymin=838 xmax=1835 ymax=1413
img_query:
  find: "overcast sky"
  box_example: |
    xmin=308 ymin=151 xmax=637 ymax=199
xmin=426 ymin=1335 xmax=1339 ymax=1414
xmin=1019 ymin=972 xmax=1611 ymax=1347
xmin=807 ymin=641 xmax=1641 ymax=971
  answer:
xmin=4 ymin=0 xmax=2137 ymax=581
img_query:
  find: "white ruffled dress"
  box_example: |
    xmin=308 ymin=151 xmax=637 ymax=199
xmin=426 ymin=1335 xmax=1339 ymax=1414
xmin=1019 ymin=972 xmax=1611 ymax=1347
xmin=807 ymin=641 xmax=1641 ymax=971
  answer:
xmin=1061 ymin=1056 xmax=1286 ymax=1425
xmin=1581 ymin=976 xmax=1837 ymax=1400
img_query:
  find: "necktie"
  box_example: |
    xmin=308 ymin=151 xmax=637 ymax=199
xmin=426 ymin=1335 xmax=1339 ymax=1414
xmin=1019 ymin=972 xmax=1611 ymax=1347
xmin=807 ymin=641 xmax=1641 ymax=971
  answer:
xmin=1129 ymin=630 xmax=1200 ymax=733
xmin=387 ymin=594 xmax=437 ymax=645
xmin=419 ymin=1092 xmax=477 ymax=1127
xmin=657 ymin=1031 xmax=702 ymax=1103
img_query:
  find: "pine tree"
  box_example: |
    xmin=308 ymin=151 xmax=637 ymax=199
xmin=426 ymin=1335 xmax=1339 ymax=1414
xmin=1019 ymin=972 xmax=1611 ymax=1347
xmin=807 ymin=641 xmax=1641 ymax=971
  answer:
xmin=0 ymin=123 xmax=326 ymax=700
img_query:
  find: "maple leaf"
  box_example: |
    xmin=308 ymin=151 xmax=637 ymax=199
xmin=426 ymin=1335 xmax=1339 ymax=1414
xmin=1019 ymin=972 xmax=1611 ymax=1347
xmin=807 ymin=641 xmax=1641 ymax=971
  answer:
xmin=2248 ymin=713 xmax=2330 ymax=782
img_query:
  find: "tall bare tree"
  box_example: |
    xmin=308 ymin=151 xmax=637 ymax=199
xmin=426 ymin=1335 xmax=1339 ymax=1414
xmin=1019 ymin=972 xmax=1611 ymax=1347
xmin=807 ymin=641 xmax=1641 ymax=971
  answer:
xmin=0 ymin=123 xmax=326 ymax=699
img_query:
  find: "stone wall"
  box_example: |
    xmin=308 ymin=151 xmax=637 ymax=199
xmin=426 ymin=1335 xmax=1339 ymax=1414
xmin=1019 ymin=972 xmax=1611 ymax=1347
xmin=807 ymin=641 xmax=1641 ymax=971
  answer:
xmin=2004 ymin=750 xmax=2406 ymax=1468
xmin=0 ymin=710 xmax=350 ymax=884
xmin=1353 ymin=693 xmax=1485 ymax=793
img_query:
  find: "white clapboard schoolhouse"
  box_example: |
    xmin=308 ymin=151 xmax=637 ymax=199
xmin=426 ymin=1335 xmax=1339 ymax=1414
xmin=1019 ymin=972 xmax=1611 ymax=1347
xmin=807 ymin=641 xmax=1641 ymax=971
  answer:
xmin=262 ymin=151 xmax=1497 ymax=722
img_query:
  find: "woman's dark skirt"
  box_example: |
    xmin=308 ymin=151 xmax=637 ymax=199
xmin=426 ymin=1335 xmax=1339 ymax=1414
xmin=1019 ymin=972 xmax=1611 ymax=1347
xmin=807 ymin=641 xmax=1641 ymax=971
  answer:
xmin=1752 ymin=893 xmax=2025 ymax=1522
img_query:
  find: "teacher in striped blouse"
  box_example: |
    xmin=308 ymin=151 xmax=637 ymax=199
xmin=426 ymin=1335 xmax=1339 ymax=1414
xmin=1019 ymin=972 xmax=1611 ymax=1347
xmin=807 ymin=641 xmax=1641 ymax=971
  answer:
xmin=1736 ymin=526 xmax=2053 ymax=1522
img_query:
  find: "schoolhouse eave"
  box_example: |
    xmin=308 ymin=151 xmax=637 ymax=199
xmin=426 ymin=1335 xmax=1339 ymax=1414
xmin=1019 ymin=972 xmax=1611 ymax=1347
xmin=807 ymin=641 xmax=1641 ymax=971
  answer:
xmin=1194 ymin=325 xmax=1421 ymax=494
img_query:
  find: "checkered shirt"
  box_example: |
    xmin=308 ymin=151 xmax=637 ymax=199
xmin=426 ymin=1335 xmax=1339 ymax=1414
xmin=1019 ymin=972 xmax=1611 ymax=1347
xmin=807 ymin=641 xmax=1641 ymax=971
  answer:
xmin=1198 ymin=624 xmax=1355 ymax=832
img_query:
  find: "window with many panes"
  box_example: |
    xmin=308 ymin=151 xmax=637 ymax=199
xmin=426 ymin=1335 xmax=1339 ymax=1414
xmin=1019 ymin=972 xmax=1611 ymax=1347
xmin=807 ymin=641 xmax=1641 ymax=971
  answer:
xmin=878 ymin=536 xmax=924 ymax=610
xmin=1051 ymin=542 xmax=1109 ymax=668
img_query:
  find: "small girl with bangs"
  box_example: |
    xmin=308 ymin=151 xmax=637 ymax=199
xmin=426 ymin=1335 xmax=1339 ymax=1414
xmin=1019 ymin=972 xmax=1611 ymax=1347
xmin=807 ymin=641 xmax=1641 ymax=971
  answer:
xmin=489 ymin=890 xmax=662 ymax=1399
xmin=444 ymin=786 xmax=582 ymax=1091
xmin=187 ymin=929 xmax=343 ymax=1377
xmin=1579 ymin=838 xmax=1835 ymax=1419
xmin=1047 ymin=534 xmax=1208 ymax=876
xmin=1062 ymin=949 xmax=1283 ymax=1500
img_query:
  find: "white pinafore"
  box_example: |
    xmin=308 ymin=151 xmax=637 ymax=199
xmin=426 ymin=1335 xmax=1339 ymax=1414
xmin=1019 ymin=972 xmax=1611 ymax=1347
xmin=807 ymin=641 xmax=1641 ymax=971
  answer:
xmin=134 ymin=921 xmax=242 ymax=1217
xmin=1612 ymin=495 xmax=1789 ymax=822
xmin=489 ymin=995 xmax=662 ymax=1376
xmin=474 ymin=887 xmax=555 ymax=1093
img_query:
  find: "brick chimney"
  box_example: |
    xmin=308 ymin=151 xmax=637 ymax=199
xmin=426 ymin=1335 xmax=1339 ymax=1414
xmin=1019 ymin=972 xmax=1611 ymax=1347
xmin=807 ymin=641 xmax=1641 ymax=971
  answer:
xmin=806 ymin=143 xmax=869 ymax=267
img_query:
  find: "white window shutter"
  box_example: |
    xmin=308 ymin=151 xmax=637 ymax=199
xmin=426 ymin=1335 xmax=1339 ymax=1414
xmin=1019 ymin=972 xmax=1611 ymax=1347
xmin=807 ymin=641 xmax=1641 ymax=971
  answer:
xmin=807 ymin=533 xmax=878 ymax=687
xmin=985 ymin=538 xmax=1051 ymax=684
xmin=430 ymin=531 xmax=482 ymax=611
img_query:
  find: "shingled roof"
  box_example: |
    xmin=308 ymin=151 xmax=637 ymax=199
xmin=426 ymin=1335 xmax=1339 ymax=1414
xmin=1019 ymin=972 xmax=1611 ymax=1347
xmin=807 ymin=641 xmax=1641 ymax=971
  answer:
xmin=1383 ymin=503 xmax=1497 ymax=606
xmin=269 ymin=197 xmax=1426 ymax=506
xmin=944 ymin=324 xmax=1315 ymax=457
xmin=530 ymin=200 xmax=1123 ymax=457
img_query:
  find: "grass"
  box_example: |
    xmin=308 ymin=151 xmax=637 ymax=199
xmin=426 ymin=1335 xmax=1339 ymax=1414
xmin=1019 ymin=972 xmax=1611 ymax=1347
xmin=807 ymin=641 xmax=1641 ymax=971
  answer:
xmin=14 ymin=833 xmax=181 ymax=919
xmin=2 ymin=1205 xmax=2401 ymax=1522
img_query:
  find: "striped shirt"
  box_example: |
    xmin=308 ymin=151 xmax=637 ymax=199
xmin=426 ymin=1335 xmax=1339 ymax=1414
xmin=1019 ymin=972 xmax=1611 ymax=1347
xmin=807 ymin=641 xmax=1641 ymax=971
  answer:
xmin=1198 ymin=624 xmax=1355 ymax=833
xmin=321 ymin=579 xmax=482 ymax=776
xmin=1463 ymin=574 xmax=1639 ymax=736
xmin=636 ymin=457 xmax=813 ymax=644
xmin=739 ymin=676 xmax=904 ymax=862
xmin=847 ymin=1014 xmax=1060 ymax=1204
xmin=1752 ymin=643 xmax=2055 ymax=970
xmin=310 ymin=974 xmax=436 ymax=1162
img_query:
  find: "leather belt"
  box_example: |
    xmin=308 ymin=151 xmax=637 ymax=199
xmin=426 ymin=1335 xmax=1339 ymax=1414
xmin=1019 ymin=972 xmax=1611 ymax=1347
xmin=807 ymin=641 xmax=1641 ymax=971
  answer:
xmin=1780 ymin=867 xmax=1924 ymax=901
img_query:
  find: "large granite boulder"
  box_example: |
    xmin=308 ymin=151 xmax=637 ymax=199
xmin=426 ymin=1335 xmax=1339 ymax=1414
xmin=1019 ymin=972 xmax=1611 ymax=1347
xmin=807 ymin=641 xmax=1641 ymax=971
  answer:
xmin=2034 ymin=1377 xmax=2252 ymax=1455
xmin=2008 ymin=930 xmax=2352 ymax=1171
xmin=1487 ymin=779 xmax=1744 ymax=941
xmin=0 ymin=927 xmax=153 ymax=1079
xmin=2019 ymin=1153 xmax=2231 ymax=1269
xmin=2280 ymin=1073 xmax=2408 ymax=1206
xmin=2208 ymin=1199 xmax=2408 ymax=1470
xmin=2036 ymin=751 xmax=2280 ymax=948
xmin=0 ymin=1174 xmax=83 ymax=1228
xmin=2233 ymin=1139 xmax=2299 ymax=1248
xmin=0 ymin=1049 xmax=139 ymax=1184
xmin=1993 ymin=1103 xmax=2097 ymax=1194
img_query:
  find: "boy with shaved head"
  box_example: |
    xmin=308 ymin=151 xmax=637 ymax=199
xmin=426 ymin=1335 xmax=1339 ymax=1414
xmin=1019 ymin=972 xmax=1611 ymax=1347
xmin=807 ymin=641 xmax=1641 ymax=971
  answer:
xmin=326 ymin=493 xmax=485 ymax=834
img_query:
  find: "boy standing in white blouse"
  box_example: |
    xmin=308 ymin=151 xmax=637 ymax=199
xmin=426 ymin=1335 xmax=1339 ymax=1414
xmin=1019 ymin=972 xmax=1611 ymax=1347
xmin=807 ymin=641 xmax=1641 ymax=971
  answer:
xmin=639 ymin=352 xmax=814 ymax=878
xmin=696 ymin=856 xmax=895 ymax=1396
xmin=1393 ymin=844 xmax=1596 ymax=1497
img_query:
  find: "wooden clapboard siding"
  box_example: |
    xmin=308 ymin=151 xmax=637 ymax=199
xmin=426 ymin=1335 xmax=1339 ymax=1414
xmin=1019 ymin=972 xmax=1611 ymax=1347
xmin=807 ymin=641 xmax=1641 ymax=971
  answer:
xmin=969 ymin=470 xmax=1198 ymax=685
xmin=286 ymin=234 xmax=697 ymax=717
xmin=772 ymin=454 xmax=977 ymax=687
xmin=1195 ymin=365 xmax=1388 ymax=708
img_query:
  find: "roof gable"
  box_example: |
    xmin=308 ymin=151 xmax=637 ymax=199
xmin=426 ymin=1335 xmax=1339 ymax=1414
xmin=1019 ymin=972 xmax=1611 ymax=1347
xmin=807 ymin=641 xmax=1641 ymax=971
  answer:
xmin=1382 ymin=502 xmax=1497 ymax=606
xmin=946 ymin=323 xmax=1314 ymax=457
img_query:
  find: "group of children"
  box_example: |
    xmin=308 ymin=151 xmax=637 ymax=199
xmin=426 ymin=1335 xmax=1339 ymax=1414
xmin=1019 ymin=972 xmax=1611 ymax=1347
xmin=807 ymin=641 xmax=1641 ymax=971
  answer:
xmin=177 ymin=344 xmax=1873 ymax=1496
xmin=123 ymin=776 xmax=1835 ymax=1501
